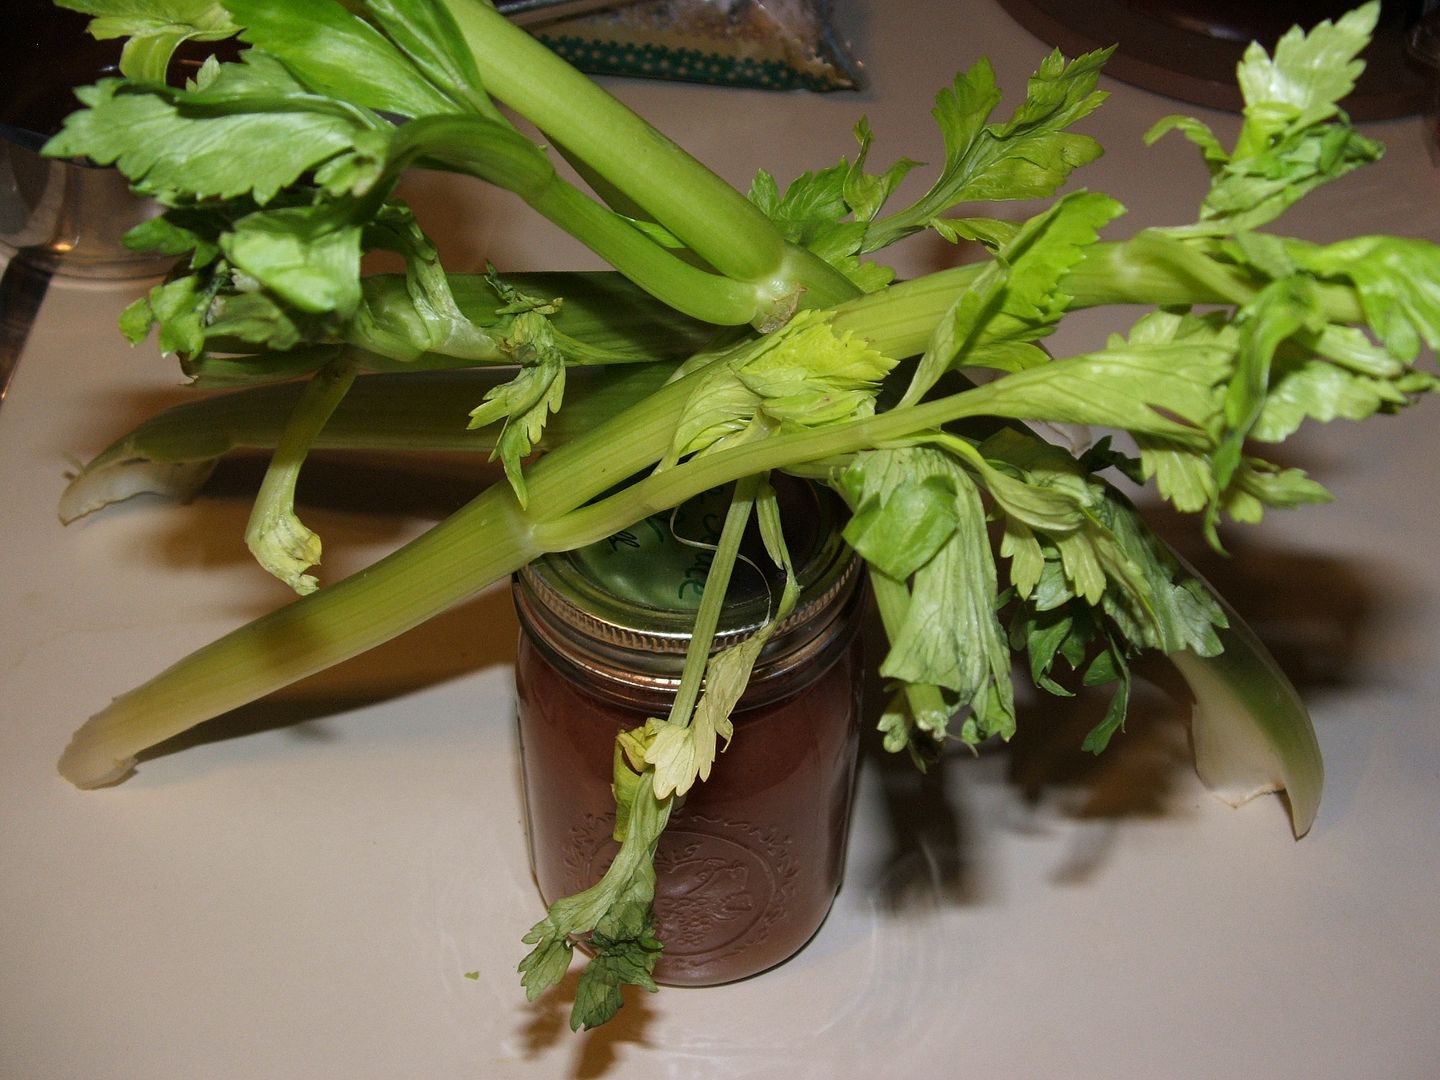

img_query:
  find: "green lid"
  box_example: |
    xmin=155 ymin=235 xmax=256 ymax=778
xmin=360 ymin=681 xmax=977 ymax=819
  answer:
xmin=515 ymin=478 xmax=858 ymax=681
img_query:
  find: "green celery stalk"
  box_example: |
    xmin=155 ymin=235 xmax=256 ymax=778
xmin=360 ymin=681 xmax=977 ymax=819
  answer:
xmin=56 ymin=368 xmax=700 ymax=786
xmin=59 ymin=363 xmax=677 ymax=523
xmin=388 ymin=116 xmax=774 ymax=326
xmin=437 ymin=0 xmax=860 ymax=317
xmin=56 ymin=239 xmax=1376 ymax=786
xmin=242 ymin=353 xmax=360 ymax=594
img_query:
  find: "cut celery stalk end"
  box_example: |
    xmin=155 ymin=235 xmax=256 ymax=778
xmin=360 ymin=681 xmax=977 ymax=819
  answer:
xmin=1170 ymin=614 xmax=1324 ymax=839
xmin=59 ymin=459 xmax=219 ymax=523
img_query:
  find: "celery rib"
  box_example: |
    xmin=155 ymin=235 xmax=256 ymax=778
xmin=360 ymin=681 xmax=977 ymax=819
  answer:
xmin=57 ymin=370 xmax=702 ymax=787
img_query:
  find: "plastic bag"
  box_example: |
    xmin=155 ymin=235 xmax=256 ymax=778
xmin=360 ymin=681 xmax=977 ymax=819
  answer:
xmin=522 ymin=0 xmax=863 ymax=91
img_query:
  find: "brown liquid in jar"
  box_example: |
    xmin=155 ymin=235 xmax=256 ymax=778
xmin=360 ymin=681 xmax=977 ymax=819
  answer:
xmin=513 ymin=481 xmax=864 ymax=986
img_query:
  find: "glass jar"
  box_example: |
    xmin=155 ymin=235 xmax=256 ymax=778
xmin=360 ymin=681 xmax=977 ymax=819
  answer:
xmin=512 ymin=479 xmax=864 ymax=986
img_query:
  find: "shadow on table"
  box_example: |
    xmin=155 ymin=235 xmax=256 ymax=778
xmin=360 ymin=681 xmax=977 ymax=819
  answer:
xmin=127 ymin=450 xmax=514 ymax=771
xmin=858 ymin=519 xmax=1379 ymax=909
xmin=133 ymin=578 xmax=521 ymax=770
xmin=514 ymin=967 xmax=660 ymax=1079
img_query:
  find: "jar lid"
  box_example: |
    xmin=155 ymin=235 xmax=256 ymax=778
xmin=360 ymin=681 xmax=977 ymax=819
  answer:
xmin=514 ymin=476 xmax=859 ymax=686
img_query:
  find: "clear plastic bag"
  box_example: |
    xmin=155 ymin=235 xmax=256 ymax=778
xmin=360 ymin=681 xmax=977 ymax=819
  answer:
xmin=520 ymin=0 xmax=863 ymax=91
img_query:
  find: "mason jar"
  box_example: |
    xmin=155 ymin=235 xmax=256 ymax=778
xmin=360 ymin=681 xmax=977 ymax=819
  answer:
xmin=512 ymin=478 xmax=864 ymax=986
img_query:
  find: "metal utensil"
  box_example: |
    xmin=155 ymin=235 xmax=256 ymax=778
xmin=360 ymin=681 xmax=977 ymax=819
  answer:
xmin=0 ymin=249 xmax=52 ymax=410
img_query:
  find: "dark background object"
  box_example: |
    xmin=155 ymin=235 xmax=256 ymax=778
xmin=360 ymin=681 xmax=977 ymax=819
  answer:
xmin=996 ymin=0 xmax=1432 ymax=118
xmin=0 ymin=2 xmax=120 ymax=147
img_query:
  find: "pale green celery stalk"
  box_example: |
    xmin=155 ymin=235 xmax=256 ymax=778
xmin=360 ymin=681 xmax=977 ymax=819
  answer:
xmin=439 ymin=0 xmax=859 ymax=317
xmin=1060 ymin=232 xmax=1365 ymax=321
xmin=57 ymin=369 xmax=702 ymax=787
xmin=831 ymin=265 xmax=986 ymax=357
xmin=61 ymin=303 xmax=945 ymax=786
xmin=835 ymin=232 xmax=1365 ymax=345
xmin=59 ymin=363 xmax=676 ymax=521
xmin=391 ymin=117 xmax=769 ymax=326
xmin=59 ymin=243 xmax=1346 ymax=787
xmin=243 ymin=356 xmax=359 ymax=594
xmin=1169 ymin=589 xmax=1323 ymax=838
xmin=664 ymin=476 xmax=761 ymax=726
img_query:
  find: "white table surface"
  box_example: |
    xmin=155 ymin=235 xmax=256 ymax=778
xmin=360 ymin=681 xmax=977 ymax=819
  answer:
xmin=5 ymin=3 xmax=1440 ymax=1077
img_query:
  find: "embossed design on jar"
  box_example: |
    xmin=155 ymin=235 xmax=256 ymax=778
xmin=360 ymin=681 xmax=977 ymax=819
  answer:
xmin=562 ymin=811 xmax=799 ymax=973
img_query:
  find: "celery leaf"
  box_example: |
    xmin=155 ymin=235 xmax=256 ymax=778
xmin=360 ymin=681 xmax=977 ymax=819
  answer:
xmin=223 ymin=0 xmax=456 ymax=119
xmin=862 ymin=48 xmax=1109 ymax=252
xmin=466 ymin=287 xmax=568 ymax=507
xmin=221 ymin=204 xmax=364 ymax=317
xmin=519 ymin=770 xmax=669 ymax=1031
xmin=43 ymin=55 xmax=377 ymax=204
xmin=57 ymin=0 xmax=238 ymax=82
xmin=363 ymin=0 xmax=499 ymax=118
xmin=668 ymin=311 xmax=895 ymax=462
xmin=902 ymin=191 xmax=1124 ymax=404
xmin=1148 ymin=3 xmax=1383 ymax=236
xmin=845 ymin=447 xmax=1017 ymax=744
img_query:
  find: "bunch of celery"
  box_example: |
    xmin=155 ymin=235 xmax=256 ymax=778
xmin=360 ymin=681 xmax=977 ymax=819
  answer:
xmin=45 ymin=0 xmax=1440 ymax=1029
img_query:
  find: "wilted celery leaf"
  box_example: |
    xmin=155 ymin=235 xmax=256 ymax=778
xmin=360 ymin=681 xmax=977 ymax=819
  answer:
xmin=646 ymin=640 xmax=744 ymax=799
xmin=646 ymin=486 xmax=800 ymax=799
xmin=571 ymin=927 xmax=663 ymax=1032
xmin=44 ymin=53 xmax=374 ymax=204
xmin=519 ymin=770 xmax=668 ymax=1031
xmin=224 ymin=0 xmax=456 ymax=118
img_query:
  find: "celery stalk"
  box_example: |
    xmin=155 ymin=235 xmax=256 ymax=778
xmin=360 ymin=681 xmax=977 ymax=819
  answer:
xmin=54 ymin=248 xmax=1380 ymax=786
xmin=59 ymin=364 xmax=676 ymax=523
xmin=438 ymin=0 xmax=860 ymax=315
xmin=242 ymin=355 xmax=360 ymax=594
xmin=57 ymin=370 xmax=701 ymax=787
xmin=1171 ymin=616 xmax=1324 ymax=838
